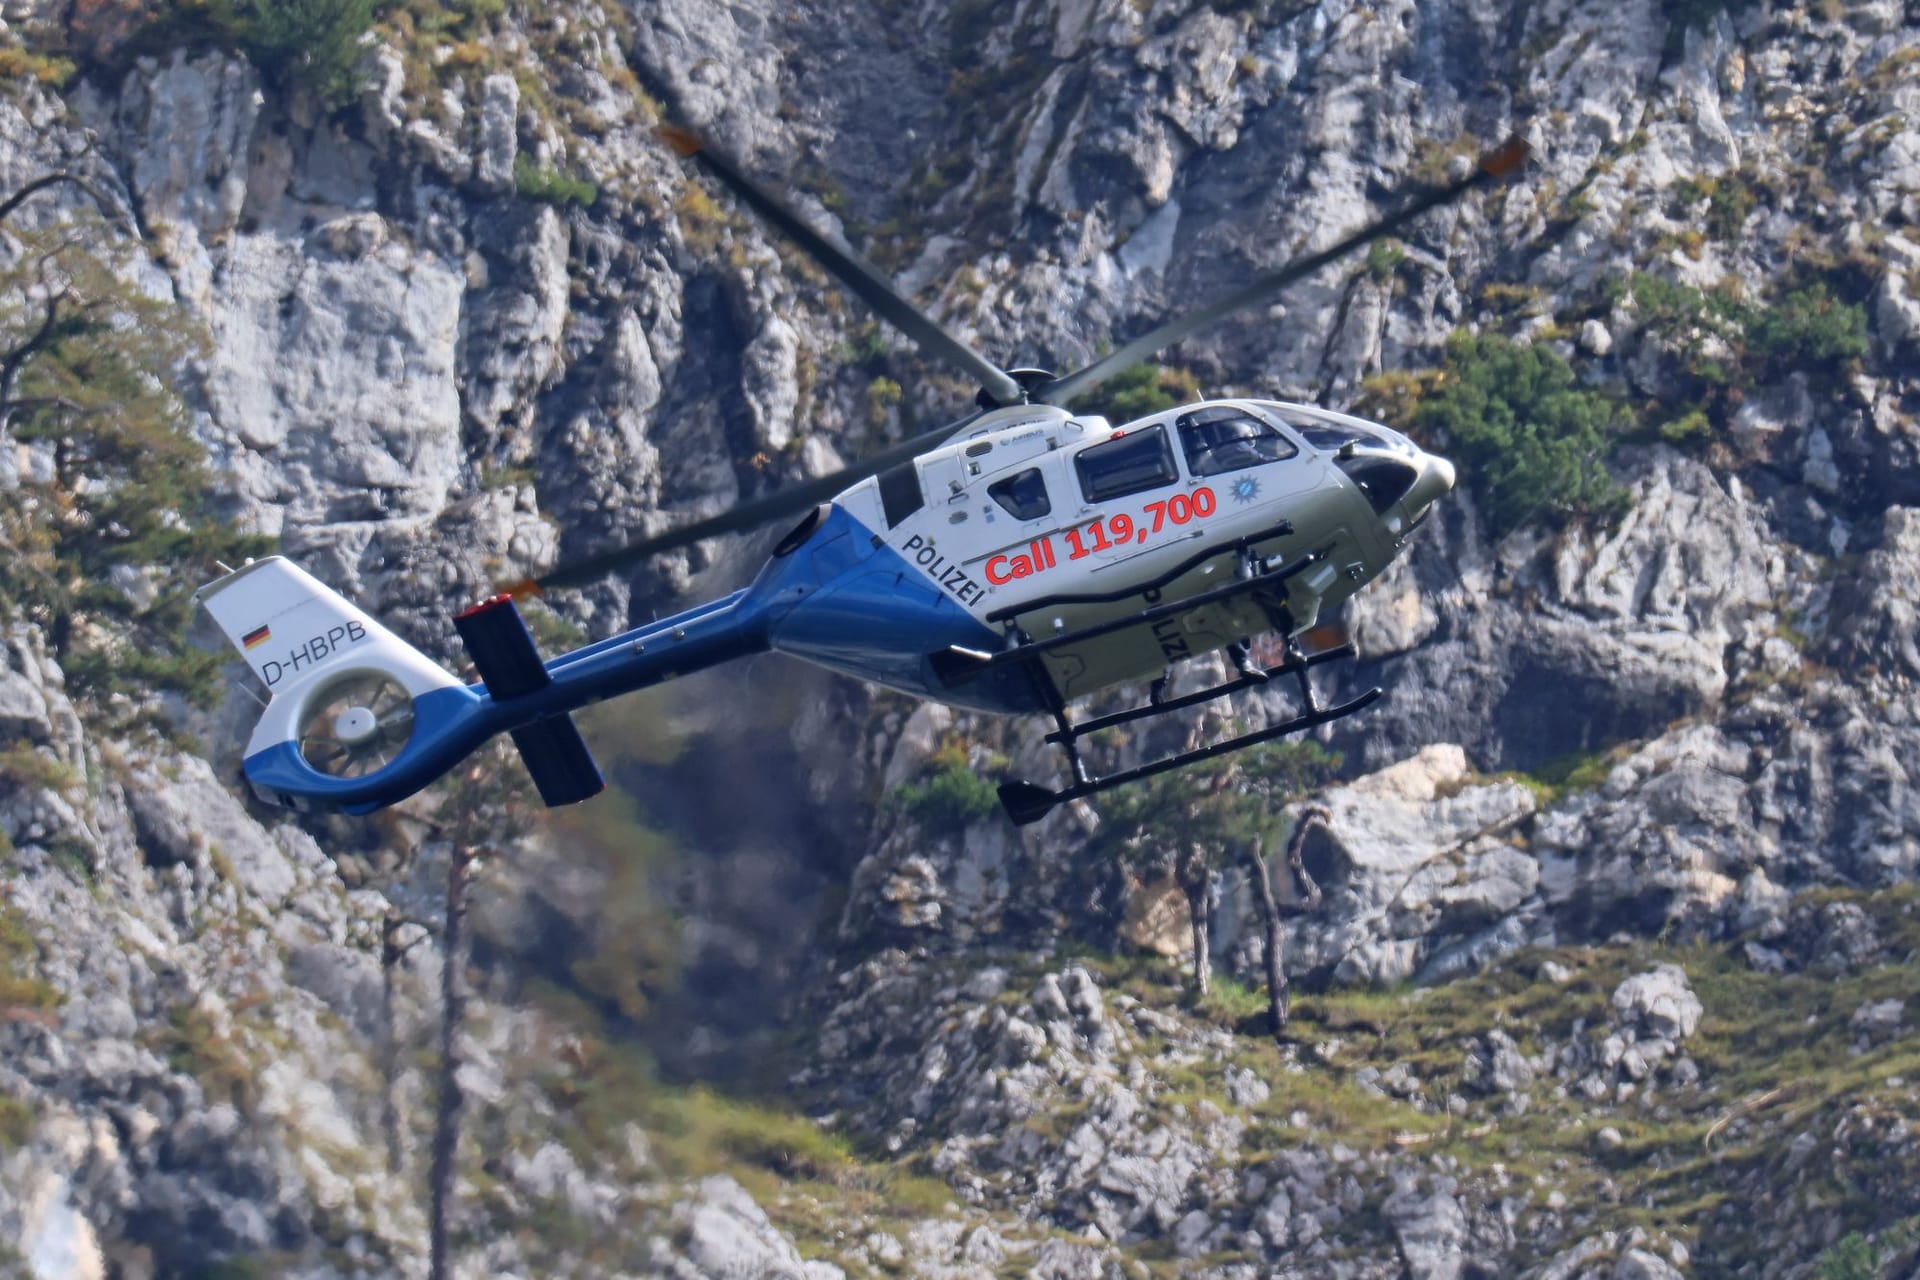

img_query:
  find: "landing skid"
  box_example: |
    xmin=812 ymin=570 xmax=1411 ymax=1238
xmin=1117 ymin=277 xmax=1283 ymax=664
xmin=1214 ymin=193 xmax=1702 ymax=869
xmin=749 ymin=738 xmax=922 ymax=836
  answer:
xmin=997 ymin=644 xmax=1380 ymax=827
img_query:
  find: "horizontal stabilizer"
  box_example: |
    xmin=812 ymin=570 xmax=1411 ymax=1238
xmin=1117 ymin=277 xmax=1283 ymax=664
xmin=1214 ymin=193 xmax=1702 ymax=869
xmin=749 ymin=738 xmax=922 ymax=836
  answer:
xmin=511 ymin=714 xmax=604 ymax=808
xmin=455 ymin=594 xmax=551 ymax=699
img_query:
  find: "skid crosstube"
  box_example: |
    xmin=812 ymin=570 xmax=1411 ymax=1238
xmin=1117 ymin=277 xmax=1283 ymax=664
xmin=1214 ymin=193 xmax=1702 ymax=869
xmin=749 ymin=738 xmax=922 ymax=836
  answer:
xmin=996 ymin=646 xmax=1379 ymax=827
xmin=1045 ymin=642 xmax=1358 ymax=740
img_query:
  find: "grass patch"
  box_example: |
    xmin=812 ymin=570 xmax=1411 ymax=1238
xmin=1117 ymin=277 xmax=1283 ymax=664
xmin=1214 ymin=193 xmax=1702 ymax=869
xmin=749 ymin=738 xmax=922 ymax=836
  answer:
xmin=0 ymin=905 xmax=61 ymax=1014
xmin=1506 ymin=743 xmax=1631 ymax=806
xmin=0 ymin=743 xmax=79 ymax=795
xmin=147 ymin=1003 xmax=258 ymax=1110
xmin=0 ymin=1093 xmax=32 ymax=1149
xmin=531 ymin=986 xmax=957 ymax=1239
xmin=1198 ymin=974 xmax=1269 ymax=1029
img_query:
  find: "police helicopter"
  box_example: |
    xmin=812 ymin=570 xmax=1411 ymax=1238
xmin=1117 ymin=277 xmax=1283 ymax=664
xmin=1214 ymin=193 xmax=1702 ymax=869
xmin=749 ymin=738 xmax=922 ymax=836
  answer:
xmin=196 ymin=128 xmax=1527 ymax=826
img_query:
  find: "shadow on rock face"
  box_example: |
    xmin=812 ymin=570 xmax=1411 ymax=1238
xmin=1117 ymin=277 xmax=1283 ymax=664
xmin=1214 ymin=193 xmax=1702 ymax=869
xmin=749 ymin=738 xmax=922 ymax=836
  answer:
xmin=616 ymin=664 xmax=866 ymax=1084
xmin=1491 ymin=648 xmax=1703 ymax=775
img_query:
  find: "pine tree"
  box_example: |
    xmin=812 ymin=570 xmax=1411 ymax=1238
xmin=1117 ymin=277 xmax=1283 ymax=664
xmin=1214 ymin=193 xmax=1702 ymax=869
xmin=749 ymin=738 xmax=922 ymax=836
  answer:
xmin=0 ymin=182 xmax=266 ymax=733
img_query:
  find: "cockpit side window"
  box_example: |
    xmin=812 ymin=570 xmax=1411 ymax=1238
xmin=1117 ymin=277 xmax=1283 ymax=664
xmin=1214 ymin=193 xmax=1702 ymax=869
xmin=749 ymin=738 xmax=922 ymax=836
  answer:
xmin=1176 ymin=407 xmax=1299 ymax=477
xmin=987 ymin=467 xmax=1051 ymax=520
xmin=1075 ymin=426 xmax=1179 ymax=504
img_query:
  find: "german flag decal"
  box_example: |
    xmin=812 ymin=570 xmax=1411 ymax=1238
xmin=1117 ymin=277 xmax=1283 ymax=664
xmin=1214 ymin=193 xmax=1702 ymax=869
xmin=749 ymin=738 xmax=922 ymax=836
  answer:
xmin=242 ymin=624 xmax=271 ymax=650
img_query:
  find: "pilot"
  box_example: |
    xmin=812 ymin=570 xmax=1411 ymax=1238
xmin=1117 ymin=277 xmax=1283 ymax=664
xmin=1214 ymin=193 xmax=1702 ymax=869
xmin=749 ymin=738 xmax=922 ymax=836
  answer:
xmin=1178 ymin=410 xmax=1285 ymax=477
xmin=1202 ymin=425 xmax=1269 ymax=473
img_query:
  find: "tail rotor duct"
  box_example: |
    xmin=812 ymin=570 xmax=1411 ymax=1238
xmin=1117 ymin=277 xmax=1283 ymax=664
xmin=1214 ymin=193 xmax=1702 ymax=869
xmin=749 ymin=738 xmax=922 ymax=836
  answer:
xmin=298 ymin=672 xmax=415 ymax=779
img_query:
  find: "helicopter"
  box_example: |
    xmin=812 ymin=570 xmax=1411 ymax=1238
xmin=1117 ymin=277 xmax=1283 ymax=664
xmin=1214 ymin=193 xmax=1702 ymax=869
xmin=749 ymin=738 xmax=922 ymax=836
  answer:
xmin=196 ymin=128 xmax=1527 ymax=827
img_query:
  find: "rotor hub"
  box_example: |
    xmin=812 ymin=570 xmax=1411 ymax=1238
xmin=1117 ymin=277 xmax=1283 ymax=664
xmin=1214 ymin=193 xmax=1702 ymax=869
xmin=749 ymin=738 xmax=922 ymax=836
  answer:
xmin=333 ymin=705 xmax=379 ymax=746
xmin=977 ymin=367 xmax=1058 ymax=409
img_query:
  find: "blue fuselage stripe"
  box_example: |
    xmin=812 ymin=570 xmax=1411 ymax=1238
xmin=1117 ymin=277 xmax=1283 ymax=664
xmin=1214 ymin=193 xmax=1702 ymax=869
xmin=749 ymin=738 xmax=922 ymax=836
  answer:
xmin=243 ymin=506 xmax=1052 ymax=813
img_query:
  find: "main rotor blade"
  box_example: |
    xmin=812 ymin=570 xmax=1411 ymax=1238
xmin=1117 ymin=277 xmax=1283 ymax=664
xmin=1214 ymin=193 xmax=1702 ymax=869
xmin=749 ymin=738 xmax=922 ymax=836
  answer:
xmin=1038 ymin=137 xmax=1530 ymax=408
xmin=660 ymin=125 xmax=1025 ymax=408
xmin=504 ymin=411 xmax=986 ymax=596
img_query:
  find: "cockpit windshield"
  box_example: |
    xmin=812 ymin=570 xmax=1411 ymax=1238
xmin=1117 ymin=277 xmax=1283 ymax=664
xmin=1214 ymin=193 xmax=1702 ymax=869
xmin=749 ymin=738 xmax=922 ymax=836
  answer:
xmin=1255 ymin=405 xmax=1416 ymax=457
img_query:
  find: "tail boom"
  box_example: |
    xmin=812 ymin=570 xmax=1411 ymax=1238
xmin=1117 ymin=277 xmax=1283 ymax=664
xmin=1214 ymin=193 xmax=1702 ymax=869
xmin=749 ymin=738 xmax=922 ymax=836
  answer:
xmin=199 ymin=558 xmax=772 ymax=814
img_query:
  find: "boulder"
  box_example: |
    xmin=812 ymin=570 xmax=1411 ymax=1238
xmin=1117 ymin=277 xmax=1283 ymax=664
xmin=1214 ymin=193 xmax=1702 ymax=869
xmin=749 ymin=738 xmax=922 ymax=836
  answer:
xmin=1263 ymin=745 xmax=1540 ymax=987
xmin=1612 ymin=965 xmax=1704 ymax=1042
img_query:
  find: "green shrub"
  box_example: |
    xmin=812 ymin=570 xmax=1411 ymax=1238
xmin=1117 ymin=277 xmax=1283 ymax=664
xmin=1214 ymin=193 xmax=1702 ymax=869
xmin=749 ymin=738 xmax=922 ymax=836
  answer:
xmin=1814 ymin=1233 xmax=1878 ymax=1280
xmin=1743 ymin=280 xmax=1869 ymax=373
xmin=513 ymin=154 xmax=598 ymax=208
xmin=865 ymin=375 xmax=903 ymax=426
xmin=1070 ymin=362 xmax=1201 ymax=423
xmin=0 ymin=45 xmax=76 ymax=88
xmin=833 ymin=323 xmax=890 ymax=369
xmin=1675 ymin=174 xmax=1758 ymax=242
xmin=189 ymin=1255 xmax=296 ymax=1280
xmin=1365 ymin=238 xmax=1407 ymax=283
xmin=1415 ymin=332 xmax=1628 ymax=539
xmin=1630 ymin=271 xmax=1869 ymax=381
xmin=1657 ymin=409 xmax=1713 ymax=446
xmin=1621 ymin=271 xmax=1870 ymax=454
xmin=213 ymin=0 xmax=378 ymax=106
xmin=891 ymin=745 xmax=999 ymax=830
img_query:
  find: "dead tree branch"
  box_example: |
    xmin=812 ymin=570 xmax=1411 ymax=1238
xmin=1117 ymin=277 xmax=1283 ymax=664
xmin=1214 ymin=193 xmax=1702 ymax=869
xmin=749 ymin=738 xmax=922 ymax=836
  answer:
xmin=428 ymin=845 xmax=478 ymax=1280
xmin=0 ymin=170 xmax=135 ymax=235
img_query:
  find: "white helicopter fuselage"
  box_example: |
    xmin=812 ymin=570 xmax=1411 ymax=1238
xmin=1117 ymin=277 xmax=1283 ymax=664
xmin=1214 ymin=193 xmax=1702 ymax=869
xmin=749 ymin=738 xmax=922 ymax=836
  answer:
xmin=834 ymin=398 xmax=1454 ymax=704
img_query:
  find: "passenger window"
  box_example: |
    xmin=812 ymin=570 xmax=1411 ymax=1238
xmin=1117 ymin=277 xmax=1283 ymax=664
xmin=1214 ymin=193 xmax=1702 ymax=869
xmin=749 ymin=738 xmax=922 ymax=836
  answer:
xmin=877 ymin=461 xmax=925 ymax=528
xmin=1177 ymin=407 xmax=1298 ymax=477
xmin=1076 ymin=426 xmax=1178 ymax=504
xmin=987 ymin=467 xmax=1051 ymax=520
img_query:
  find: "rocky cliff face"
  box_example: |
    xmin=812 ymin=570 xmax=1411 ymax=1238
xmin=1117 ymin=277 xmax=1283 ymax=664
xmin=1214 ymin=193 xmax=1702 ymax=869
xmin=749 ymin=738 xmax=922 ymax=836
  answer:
xmin=1 ymin=0 xmax=1918 ymax=1276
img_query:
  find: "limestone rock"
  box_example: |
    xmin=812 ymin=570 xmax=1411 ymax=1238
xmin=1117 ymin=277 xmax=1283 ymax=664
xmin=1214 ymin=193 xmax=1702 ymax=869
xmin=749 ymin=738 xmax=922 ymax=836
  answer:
xmin=1265 ymin=745 xmax=1540 ymax=987
xmin=668 ymin=1175 xmax=811 ymax=1279
xmin=1612 ymin=965 xmax=1703 ymax=1042
xmin=474 ymin=72 xmax=519 ymax=192
xmin=1849 ymin=998 xmax=1905 ymax=1044
xmin=1383 ymin=1176 xmax=1470 ymax=1280
xmin=204 ymin=231 xmax=466 ymax=537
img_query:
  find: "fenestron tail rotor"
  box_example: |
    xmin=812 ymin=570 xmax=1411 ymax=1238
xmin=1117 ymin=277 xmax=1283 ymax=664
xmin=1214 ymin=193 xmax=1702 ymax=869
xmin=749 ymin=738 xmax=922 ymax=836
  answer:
xmin=298 ymin=672 xmax=415 ymax=779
